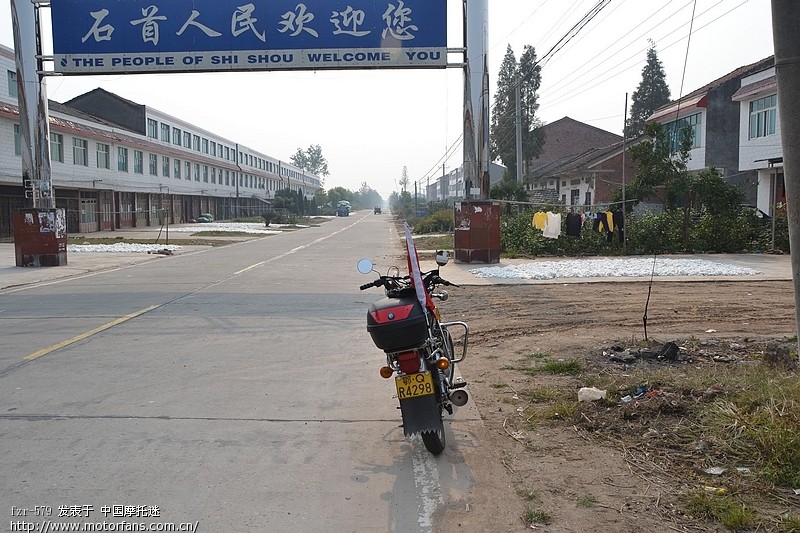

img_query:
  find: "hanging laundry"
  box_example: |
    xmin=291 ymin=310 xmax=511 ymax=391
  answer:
xmin=543 ymin=211 xmax=561 ymax=239
xmin=565 ymin=212 xmax=582 ymax=237
xmin=612 ymin=210 xmax=625 ymax=243
xmin=532 ymin=211 xmax=548 ymax=230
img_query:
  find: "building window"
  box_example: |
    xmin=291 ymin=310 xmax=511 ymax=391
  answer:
xmin=147 ymin=118 xmax=158 ymax=139
xmin=173 ymin=127 xmax=181 ymax=145
xmin=192 ymin=134 xmax=200 ymax=151
xmin=96 ymin=143 xmax=110 ymax=169
xmin=162 ymin=156 xmax=170 ymax=177
xmin=13 ymin=124 xmax=21 ymax=156
xmin=183 ymin=131 xmax=191 ymax=148
xmin=118 ymin=147 xmax=128 ymax=171
xmin=211 ymin=167 xmax=216 ymax=184
xmin=134 ymin=150 xmax=144 ymax=174
xmin=665 ymin=112 xmax=702 ymax=150
xmin=73 ymin=138 xmax=88 ymax=166
xmin=51 ymin=133 xmax=64 ymax=163
xmin=8 ymin=70 xmax=17 ymax=98
xmin=225 ymin=146 xmax=230 ymax=160
xmin=202 ymin=138 xmax=209 ymax=154
xmin=174 ymin=159 xmax=181 ymax=179
xmin=225 ymin=170 xmax=230 ymax=186
xmin=211 ymin=141 xmax=217 ymax=157
xmin=160 ymin=123 xmax=170 ymax=142
xmin=749 ymin=94 xmax=777 ymax=139
xmin=185 ymin=161 xmax=191 ymax=180
xmin=194 ymin=163 xmax=200 ymax=181
xmin=149 ymin=153 xmax=158 ymax=175
xmin=203 ymin=165 xmax=208 ymax=182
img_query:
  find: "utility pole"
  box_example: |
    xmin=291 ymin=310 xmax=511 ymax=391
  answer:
xmin=621 ymin=93 xmax=628 ymax=255
xmin=771 ymin=0 xmax=800 ymax=360
xmin=515 ymin=72 xmax=523 ymax=183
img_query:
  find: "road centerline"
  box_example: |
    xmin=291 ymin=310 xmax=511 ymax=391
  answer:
xmin=23 ymin=304 xmax=160 ymax=362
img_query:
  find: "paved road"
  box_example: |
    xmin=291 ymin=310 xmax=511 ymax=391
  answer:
xmin=0 ymin=212 xmax=480 ymax=533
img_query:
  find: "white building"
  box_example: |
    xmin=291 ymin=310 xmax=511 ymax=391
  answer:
xmin=732 ymin=66 xmax=783 ymax=215
xmin=1 ymin=43 xmax=322 ymax=237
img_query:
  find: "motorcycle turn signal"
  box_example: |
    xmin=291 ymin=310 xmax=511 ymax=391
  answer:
xmin=436 ymin=357 xmax=450 ymax=370
xmin=379 ymin=366 xmax=394 ymax=379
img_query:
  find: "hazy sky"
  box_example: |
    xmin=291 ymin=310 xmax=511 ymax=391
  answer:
xmin=0 ymin=0 xmax=776 ymax=200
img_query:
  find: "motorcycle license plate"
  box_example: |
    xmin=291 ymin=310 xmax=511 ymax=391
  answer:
xmin=395 ymin=372 xmax=435 ymax=399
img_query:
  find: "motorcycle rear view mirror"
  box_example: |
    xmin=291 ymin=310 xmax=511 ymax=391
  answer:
xmin=357 ymin=258 xmax=375 ymax=274
xmin=435 ymin=250 xmax=449 ymax=266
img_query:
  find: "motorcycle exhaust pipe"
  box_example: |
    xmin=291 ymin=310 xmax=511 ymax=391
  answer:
xmin=449 ymin=389 xmax=469 ymax=407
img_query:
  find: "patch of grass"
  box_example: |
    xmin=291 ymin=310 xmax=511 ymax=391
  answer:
xmin=522 ymin=508 xmax=551 ymax=526
xmin=777 ymin=514 xmax=800 ymax=533
xmin=576 ymin=495 xmax=598 ymax=508
xmin=538 ymin=359 xmax=582 ymax=375
xmin=682 ymin=491 xmax=757 ymax=530
xmin=489 ymin=383 xmax=506 ymax=389
xmin=699 ymin=370 xmax=800 ymax=487
xmin=516 ymin=488 xmax=539 ymax=501
xmin=520 ymin=386 xmax=562 ymax=403
xmin=522 ymin=352 xmax=549 ymax=360
xmin=412 ymin=234 xmax=453 ymax=251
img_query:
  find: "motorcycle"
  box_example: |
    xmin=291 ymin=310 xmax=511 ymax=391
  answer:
xmin=357 ymin=223 xmax=469 ymax=455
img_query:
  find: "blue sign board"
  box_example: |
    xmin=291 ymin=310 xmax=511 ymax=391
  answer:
xmin=51 ymin=0 xmax=447 ymax=74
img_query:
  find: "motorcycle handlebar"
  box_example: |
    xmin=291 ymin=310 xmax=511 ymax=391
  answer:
xmin=358 ymin=272 xmax=458 ymax=291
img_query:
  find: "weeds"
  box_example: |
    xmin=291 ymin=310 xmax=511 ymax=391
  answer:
xmin=522 ymin=508 xmax=551 ymax=526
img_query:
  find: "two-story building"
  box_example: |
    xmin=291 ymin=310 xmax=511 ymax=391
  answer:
xmin=732 ymin=65 xmax=783 ymax=215
xmin=647 ymin=56 xmax=775 ymax=205
xmin=1 ymin=43 xmax=323 ymax=238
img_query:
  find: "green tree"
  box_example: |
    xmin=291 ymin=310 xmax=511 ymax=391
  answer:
xmin=291 ymin=144 xmax=330 ymax=177
xmin=326 ymin=186 xmax=353 ymax=208
xmin=491 ymin=178 xmax=529 ymax=213
xmin=629 ymin=121 xmax=693 ymax=248
xmin=491 ymin=44 xmax=544 ymax=179
xmin=355 ymin=182 xmax=383 ymax=210
xmin=399 ymin=166 xmax=409 ymax=193
xmin=518 ymin=45 xmax=545 ymax=166
xmin=625 ymin=42 xmax=671 ymax=138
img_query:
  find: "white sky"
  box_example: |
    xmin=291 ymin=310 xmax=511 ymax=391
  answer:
xmin=0 ymin=0 xmax=775 ymax=201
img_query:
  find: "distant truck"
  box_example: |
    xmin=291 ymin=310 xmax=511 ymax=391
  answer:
xmin=336 ymin=200 xmax=351 ymax=217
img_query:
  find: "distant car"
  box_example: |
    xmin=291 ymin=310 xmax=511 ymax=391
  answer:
xmin=197 ymin=213 xmax=214 ymax=223
xmin=374 ymin=207 xmax=382 ymax=214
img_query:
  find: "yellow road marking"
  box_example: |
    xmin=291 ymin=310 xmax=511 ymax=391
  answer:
xmin=23 ymin=304 xmax=160 ymax=362
xmin=234 ymin=261 xmax=266 ymax=275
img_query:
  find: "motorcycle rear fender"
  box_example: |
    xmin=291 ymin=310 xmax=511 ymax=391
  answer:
xmin=399 ymin=394 xmax=441 ymax=436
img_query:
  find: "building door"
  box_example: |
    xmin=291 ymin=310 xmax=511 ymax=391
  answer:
xmin=79 ymin=198 xmax=99 ymax=233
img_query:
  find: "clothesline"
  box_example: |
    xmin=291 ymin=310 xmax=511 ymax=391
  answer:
xmin=487 ymin=198 xmax=638 ymax=210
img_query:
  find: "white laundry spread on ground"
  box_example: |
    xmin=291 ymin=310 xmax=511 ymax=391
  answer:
xmin=469 ymin=257 xmax=762 ymax=279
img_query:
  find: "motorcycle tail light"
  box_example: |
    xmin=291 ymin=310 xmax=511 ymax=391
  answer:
xmin=436 ymin=357 xmax=450 ymax=370
xmin=379 ymin=366 xmax=393 ymax=379
xmin=396 ymin=351 xmax=421 ymax=374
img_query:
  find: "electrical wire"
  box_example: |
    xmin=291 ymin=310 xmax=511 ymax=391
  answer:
xmin=643 ymin=0 xmax=699 ymax=342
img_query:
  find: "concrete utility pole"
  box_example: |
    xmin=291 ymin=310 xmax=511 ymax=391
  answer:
xmin=515 ymin=73 xmax=523 ymax=183
xmin=11 ymin=0 xmax=53 ymax=208
xmin=771 ymin=0 xmax=800 ymax=360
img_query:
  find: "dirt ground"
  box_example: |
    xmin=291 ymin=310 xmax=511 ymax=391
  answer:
xmin=434 ymin=280 xmax=798 ymax=533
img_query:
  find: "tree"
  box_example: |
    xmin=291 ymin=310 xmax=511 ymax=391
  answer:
xmin=491 ymin=45 xmax=544 ymax=179
xmin=625 ymin=42 xmax=671 ymax=138
xmin=518 ymin=45 xmax=545 ymax=167
xmin=490 ymin=178 xmax=529 ymax=213
xmin=399 ymin=166 xmax=409 ymax=193
xmin=290 ymin=144 xmax=329 ymax=177
xmin=355 ymin=182 xmax=383 ymax=209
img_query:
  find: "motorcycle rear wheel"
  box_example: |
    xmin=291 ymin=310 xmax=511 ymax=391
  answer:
xmin=421 ymin=422 xmax=446 ymax=455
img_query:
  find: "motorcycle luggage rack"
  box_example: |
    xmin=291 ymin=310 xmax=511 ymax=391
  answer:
xmin=440 ymin=321 xmax=469 ymax=363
